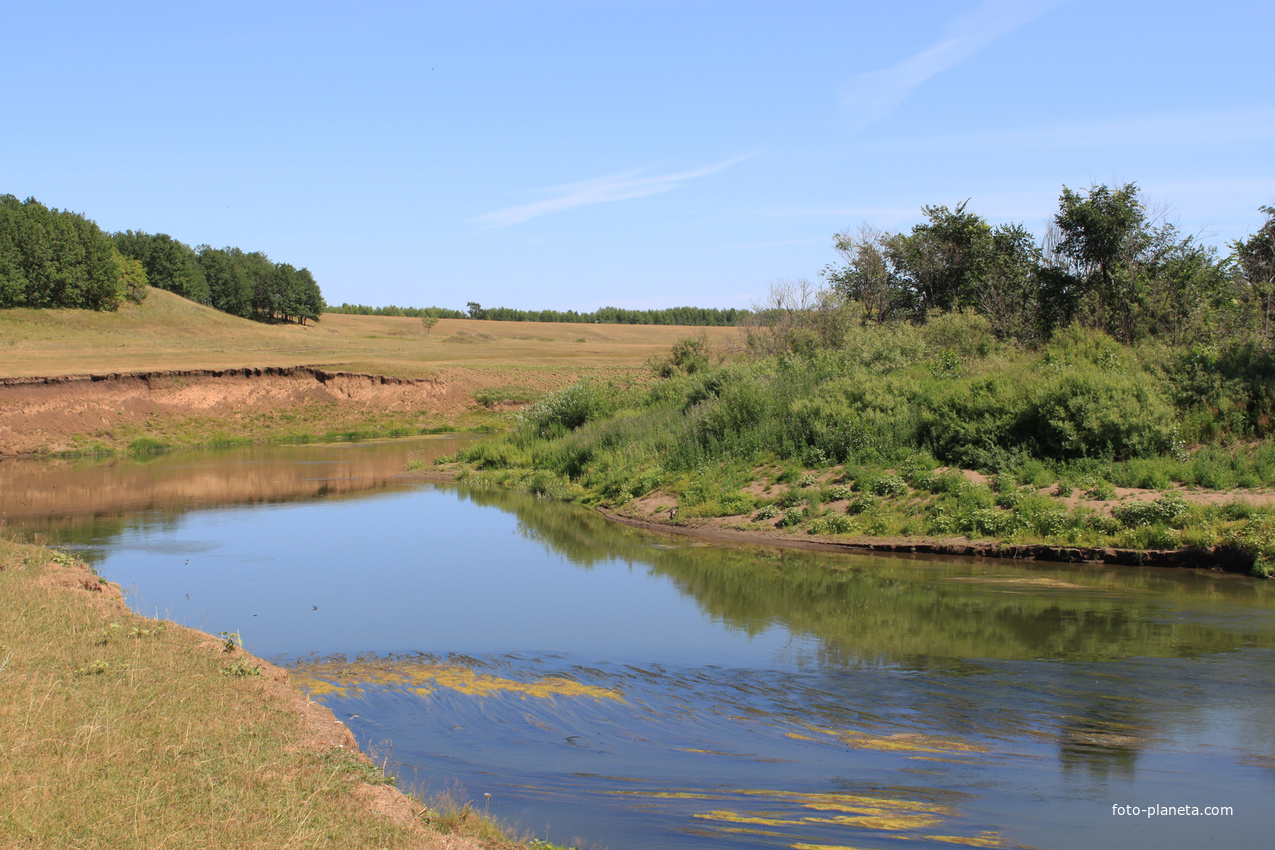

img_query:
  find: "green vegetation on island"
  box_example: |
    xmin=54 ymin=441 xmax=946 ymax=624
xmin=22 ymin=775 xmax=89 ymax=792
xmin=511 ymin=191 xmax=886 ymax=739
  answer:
xmin=450 ymin=186 xmax=1275 ymax=576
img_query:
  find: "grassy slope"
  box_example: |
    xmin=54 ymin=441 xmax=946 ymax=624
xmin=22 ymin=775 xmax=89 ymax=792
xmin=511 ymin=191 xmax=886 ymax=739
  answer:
xmin=0 ymin=537 xmax=408 ymax=847
xmin=0 ymin=287 xmax=740 ymax=379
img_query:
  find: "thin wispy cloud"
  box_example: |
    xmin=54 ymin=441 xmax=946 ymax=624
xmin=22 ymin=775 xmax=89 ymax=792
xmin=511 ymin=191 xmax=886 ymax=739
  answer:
xmin=840 ymin=0 xmax=1065 ymax=131
xmin=473 ymin=153 xmax=756 ymax=228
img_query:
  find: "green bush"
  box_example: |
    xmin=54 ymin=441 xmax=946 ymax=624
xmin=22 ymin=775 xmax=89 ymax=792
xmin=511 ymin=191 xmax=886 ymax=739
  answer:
xmin=1111 ymin=493 xmax=1189 ymax=528
xmin=871 ymin=474 xmax=908 ymax=497
xmin=778 ymin=508 xmax=804 ymax=528
xmin=846 ymin=494 xmax=878 ymax=515
xmin=518 ymin=381 xmax=612 ymax=438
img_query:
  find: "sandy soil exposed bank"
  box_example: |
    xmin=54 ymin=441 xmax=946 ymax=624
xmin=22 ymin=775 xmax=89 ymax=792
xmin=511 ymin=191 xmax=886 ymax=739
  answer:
xmin=0 ymin=366 xmax=467 ymax=455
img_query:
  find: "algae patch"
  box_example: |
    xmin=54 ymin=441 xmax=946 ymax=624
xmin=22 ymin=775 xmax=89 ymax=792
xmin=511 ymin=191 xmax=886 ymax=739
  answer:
xmin=289 ymin=659 xmax=623 ymax=702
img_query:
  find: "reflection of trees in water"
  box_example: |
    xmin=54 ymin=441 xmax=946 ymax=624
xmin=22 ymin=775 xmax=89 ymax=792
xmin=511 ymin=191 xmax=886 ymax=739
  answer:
xmin=456 ymin=484 xmax=1270 ymax=666
xmin=454 ymin=486 xmax=654 ymax=568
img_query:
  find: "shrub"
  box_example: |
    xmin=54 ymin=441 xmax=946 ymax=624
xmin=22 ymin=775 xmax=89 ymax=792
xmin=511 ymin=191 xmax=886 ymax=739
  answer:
xmin=846 ymin=494 xmax=878 ymax=515
xmin=809 ymin=515 xmax=855 ymax=535
xmin=824 ymin=484 xmax=854 ymax=501
xmin=1087 ymin=480 xmax=1116 ymax=500
xmin=778 ymin=488 xmax=805 ymax=508
xmin=1111 ymin=493 xmax=1190 ymax=528
xmin=518 ymin=381 xmax=610 ymax=438
xmin=871 ymin=474 xmax=908 ymax=497
xmin=778 ymin=507 xmax=804 ymax=528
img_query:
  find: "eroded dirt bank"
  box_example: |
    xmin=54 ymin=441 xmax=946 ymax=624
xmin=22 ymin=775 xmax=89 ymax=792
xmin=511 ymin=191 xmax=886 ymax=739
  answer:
xmin=0 ymin=366 xmax=469 ymax=455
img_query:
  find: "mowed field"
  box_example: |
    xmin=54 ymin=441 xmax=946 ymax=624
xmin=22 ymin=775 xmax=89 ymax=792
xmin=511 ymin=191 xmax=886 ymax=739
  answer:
xmin=0 ymin=288 xmax=741 ymax=379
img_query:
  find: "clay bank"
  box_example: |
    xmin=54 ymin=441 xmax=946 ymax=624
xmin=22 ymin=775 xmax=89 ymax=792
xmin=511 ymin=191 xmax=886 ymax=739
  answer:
xmin=0 ymin=366 xmax=465 ymax=456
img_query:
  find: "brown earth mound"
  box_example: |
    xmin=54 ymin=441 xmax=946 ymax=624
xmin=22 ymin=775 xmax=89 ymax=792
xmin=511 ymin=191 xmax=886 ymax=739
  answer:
xmin=0 ymin=366 xmax=469 ymax=455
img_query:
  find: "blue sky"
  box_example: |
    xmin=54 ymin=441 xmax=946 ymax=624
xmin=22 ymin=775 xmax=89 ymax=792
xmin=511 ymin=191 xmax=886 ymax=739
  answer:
xmin=4 ymin=1 xmax=1273 ymax=312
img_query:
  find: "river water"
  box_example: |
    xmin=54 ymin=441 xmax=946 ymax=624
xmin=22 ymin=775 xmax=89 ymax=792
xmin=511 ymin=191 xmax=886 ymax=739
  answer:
xmin=6 ymin=438 xmax=1274 ymax=849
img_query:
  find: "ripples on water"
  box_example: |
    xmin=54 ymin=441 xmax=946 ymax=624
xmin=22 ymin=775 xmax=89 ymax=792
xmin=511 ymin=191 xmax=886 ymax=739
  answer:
xmin=8 ymin=439 xmax=1275 ymax=849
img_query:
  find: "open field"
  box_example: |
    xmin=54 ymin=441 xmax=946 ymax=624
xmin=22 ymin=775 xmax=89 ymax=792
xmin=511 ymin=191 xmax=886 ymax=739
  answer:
xmin=0 ymin=288 xmax=740 ymax=379
xmin=0 ymin=289 xmax=736 ymax=455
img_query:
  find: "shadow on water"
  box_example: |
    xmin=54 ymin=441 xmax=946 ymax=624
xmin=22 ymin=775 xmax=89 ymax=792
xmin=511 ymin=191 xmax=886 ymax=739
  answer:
xmin=9 ymin=448 xmax=1275 ymax=849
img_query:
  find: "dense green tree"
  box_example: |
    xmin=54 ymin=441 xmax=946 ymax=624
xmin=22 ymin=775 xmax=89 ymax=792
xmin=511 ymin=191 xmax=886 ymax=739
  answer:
xmin=109 ymin=247 xmax=148 ymax=304
xmin=1051 ymin=184 xmax=1232 ymax=344
xmin=892 ymin=201 xmax=994 ymax=316
xmin=113 ymin=231 xmax=210 ymax=304
xmin=0 ymin=195 xmax=125 ymax=310
xmin=826 ymin=205 xmax=1045 ymax=342
xmin=198 ymin=246 xmax=253 ymax=317
xmin=976 ymin=223 xmax=1045 ymax=343
xmin=1234 ymin=207 xmax=1275 ymax=342
xmin=1050 ymin=183 xmax=1153 ymax=342
xmin=1 ymin=195 xmax=324 ymax=320
xmin=293 ymin=267 xmax=324 ymax=324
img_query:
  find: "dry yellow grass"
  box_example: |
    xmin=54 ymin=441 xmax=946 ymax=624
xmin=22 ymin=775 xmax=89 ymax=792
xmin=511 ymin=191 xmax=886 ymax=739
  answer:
xmin=0 ymin=288 xmax=741 ymax=379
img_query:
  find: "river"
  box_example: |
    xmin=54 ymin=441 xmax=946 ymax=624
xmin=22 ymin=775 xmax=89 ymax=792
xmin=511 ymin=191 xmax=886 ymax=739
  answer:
xmin=5 ymin=437 xmax=1273 ymax=849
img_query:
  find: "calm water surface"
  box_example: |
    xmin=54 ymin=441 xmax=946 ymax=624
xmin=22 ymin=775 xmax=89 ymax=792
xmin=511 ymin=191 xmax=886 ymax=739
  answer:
xmin=9 ymin=438 xmax=1275 ymax=849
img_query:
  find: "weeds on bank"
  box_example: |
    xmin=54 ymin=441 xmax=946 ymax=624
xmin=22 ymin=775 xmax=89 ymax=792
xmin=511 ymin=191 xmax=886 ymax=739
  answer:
xmin=417 ymin=787 xmax=581 ymax=849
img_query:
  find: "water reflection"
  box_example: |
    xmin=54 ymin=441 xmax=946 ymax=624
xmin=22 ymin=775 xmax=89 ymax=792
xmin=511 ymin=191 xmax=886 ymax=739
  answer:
xmin=10 ymin=447 xmax=1275 ymax=849
xmin=0 ymin=435 xmax=470 ymax=528
xmin=459 ymin=486 xmax=1273 ymax=664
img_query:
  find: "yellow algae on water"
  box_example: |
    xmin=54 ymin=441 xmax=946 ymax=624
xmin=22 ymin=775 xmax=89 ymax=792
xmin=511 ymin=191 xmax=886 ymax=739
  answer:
xmin=929 ymin=831 xmax=1007 ymax=847
xmin=432 ymin=668 xmax=622 ymax=700
xmin=738 ymin=789 xmax=954 ymax=817
xmin=806 ymin=813 xmax=944 ymax=830
xmin=288 ymin=673 xmax=351 ymax=699
xmin=693 ymin=810 xmax=805 ymax=827
xmin=288 ymin=660 xmax=622 ymax=702
xmin=606 ymin=790 xmax=727 ymax=801
xmin=798 ymin=724 xmax=988 ymax=756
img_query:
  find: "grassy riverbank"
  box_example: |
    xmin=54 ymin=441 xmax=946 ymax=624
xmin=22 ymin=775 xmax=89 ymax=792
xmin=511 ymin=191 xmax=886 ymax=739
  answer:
xmin=0 ymin=534 xmax=556 ymax=848
xmin=449 ymin=319 xmax=1275 ymax=576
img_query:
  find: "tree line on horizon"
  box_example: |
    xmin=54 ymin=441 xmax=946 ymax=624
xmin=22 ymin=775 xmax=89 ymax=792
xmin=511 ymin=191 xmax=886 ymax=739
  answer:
xmin=0 ymin=194 xmax=325 ymax=323
xmin=325 ymin=301 xmax=747 ymax=326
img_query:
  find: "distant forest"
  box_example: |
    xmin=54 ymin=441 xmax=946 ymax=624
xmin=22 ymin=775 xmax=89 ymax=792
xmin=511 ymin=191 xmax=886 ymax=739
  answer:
xmin=326 ymin=302 xmax=748 ymax=326
xmin=0 ymin=195 xmax=324 ymax=323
